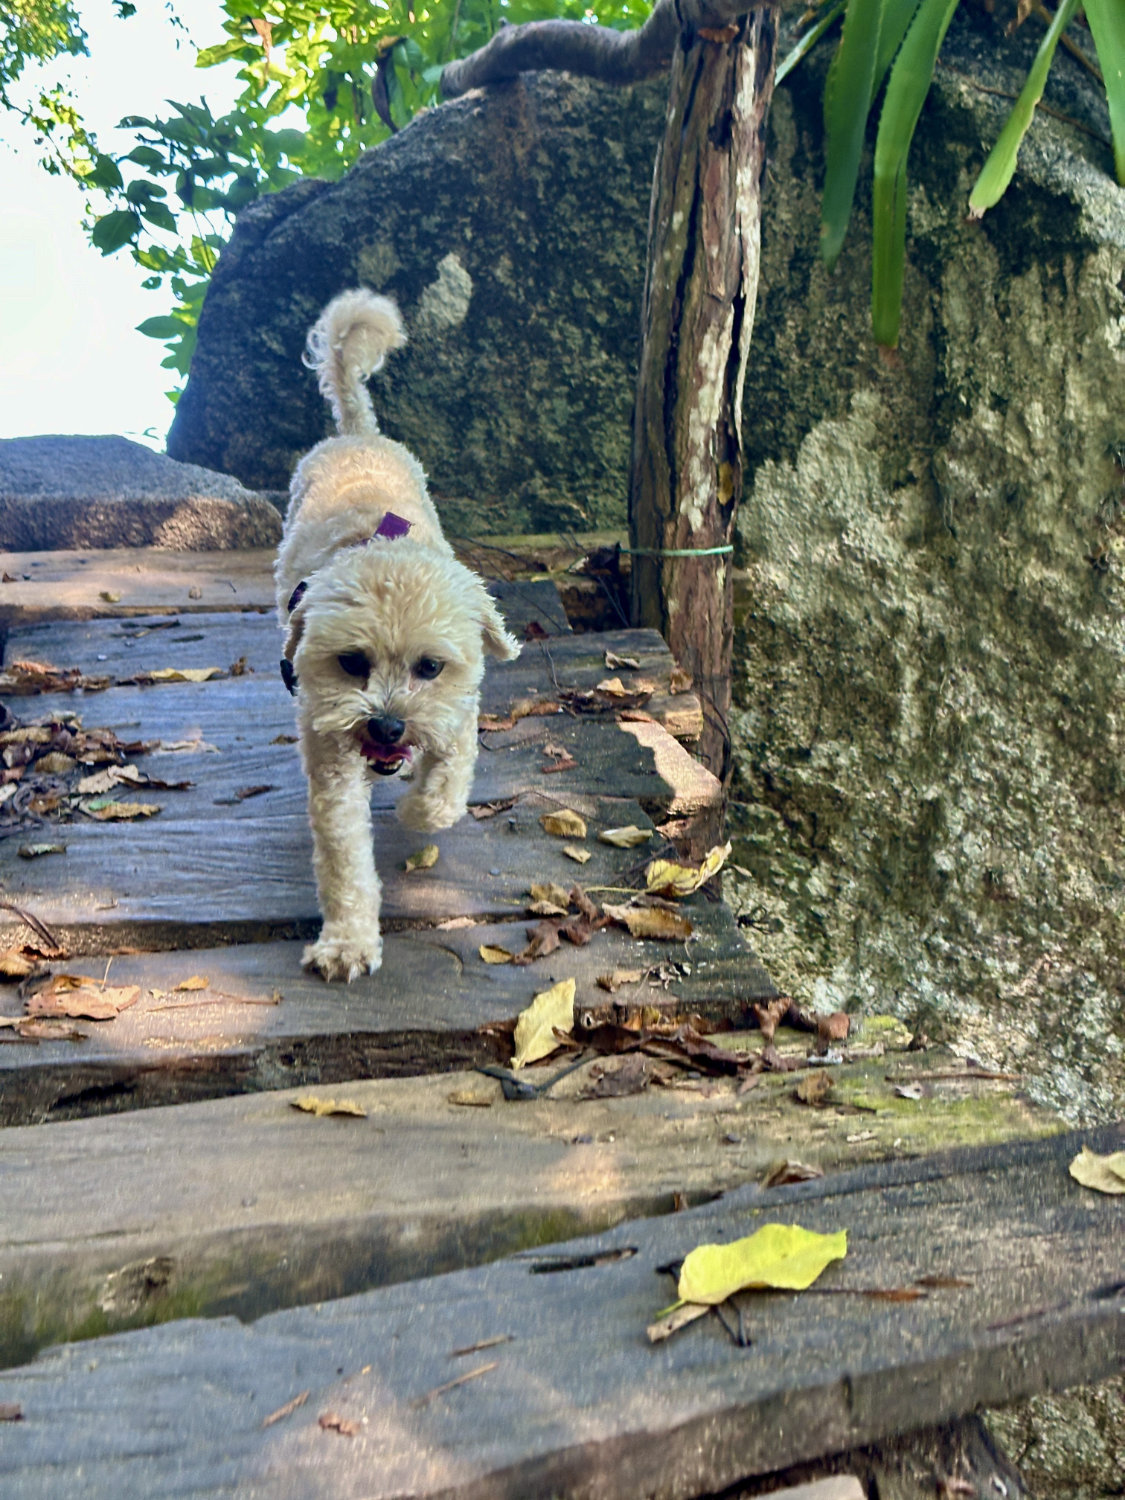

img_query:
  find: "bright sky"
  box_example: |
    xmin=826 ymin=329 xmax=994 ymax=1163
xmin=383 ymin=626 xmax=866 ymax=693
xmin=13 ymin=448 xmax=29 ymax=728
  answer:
xmin=0 ymin=1 xmax=239 ymax=450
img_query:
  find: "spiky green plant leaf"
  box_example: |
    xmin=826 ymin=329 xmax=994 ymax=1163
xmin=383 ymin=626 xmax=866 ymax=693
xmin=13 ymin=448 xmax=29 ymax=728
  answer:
xmin=1084 ymin=0 xmax=1125 ymax=185
xmin=777 ymin=0 xmax=846 ymax=87
xmin=967 ymin=0 xmax=1082 ymax=217
xmin=821 ymin=0 xmax=886 ymax=269
xmin=871 ymin=0 xmax=960 ymax=347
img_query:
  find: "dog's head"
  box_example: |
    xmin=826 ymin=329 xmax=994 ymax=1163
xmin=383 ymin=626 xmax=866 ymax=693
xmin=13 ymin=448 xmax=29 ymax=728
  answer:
xmin=287 ymin=545 xmax=520 ymax=772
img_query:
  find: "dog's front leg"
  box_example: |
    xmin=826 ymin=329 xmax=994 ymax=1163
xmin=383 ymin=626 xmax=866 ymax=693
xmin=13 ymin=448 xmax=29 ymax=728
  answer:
xmin=302 ymin=733 xmax=383 ymax=982
xmin=397 ymin=715 xmax=479 ymax=832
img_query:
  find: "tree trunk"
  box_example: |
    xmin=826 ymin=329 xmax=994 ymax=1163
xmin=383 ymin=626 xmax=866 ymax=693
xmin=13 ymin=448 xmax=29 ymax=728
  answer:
xmin=628 ymin=7 xmax=778 ymax=788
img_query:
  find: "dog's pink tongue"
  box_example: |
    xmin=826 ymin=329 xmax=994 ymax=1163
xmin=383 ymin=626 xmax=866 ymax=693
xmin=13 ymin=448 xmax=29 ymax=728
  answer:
xmin=363 ymin=741 xmax=412 ymax=768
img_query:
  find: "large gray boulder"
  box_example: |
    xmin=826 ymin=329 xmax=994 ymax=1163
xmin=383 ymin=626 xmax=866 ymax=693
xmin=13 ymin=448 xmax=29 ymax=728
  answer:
xmin=167 ymin=74 xmax=664 ymax=534
xmin=0 ymin=436 xmax=282 ymax=550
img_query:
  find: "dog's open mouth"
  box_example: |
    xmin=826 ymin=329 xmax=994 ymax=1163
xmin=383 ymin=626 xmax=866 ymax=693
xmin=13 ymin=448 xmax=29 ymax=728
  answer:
xmin=358 ymin=735 xmax=413 ymax=776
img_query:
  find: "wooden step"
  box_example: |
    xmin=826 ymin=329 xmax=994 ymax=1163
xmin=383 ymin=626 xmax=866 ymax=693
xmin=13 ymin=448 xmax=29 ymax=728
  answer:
xmin=0 ymin=1125 xmax=1119 ymax=1499
xmin=0 ymin=1028 xmax=1059 ymax=1364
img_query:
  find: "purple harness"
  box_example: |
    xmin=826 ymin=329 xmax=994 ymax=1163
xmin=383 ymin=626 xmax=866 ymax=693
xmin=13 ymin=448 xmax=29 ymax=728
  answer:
xmin=280 ymin=512 xmax=412 ymax=696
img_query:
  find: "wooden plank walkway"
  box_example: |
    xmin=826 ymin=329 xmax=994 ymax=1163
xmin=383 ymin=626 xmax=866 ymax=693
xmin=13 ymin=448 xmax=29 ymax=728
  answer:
xmin=0 ymin=545 xmax=1120 ymax=1497
xmin=1 ymin=1126 xmax=1121 ymax=1499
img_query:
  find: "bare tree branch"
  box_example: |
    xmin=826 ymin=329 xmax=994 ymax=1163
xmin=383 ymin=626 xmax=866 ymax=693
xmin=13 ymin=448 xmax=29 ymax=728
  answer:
xmin=441 ymin=0 xmax=800 ymax=98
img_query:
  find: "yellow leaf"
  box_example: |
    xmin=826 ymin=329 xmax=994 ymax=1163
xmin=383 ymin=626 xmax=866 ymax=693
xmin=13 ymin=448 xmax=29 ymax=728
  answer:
xmin=529 ymin=881 xmax=572 ymax=911
xmin=678 ymin=1223 xmax=847 ymax=1304
xmin=99 ymin=590 xmax=122 ymax=603
xmin=598 ymin=825 xmax=653 ymax=848
xmin=541 ymin=809 xmax=587 ymax=839
xmin=563 ymin=845 xmax=592 ymax=864
xmin=479 ymin=945 xmax=514 ymax=965
xmin=1069 ymin=1146 xmax=1125 ymax=1195
xmin=603 ymin=903 xmax=693 ymax=941
xmin=645 ymin=841 xmax=732 ymax=898
xmin=290 ymin=1095 xmax=367 ymax=1118
xmin=596 ymin=676 xmax=630 ymax=695
xmin=147 ymin=667 xmax=222 ymax=683
xmin=174 ymin=974 xmax=209 ymax=991
xmin=512 ymin=977 xmax=575 ymax=1068
xmin=82 ymin=799 xmax=162 ymax=821
xmin=403 ymin=844 xmax=439 ymax=873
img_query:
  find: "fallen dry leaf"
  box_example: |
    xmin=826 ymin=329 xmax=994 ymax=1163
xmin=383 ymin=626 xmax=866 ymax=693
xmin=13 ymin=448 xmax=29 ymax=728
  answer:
xmin=80 ymin=798 xmax=161 ymax=821
xmin=1069 ymin=1145 xmax=1125 ymax=1195
xmin=143 ymin=667 xmax=222 ymax=683
xmin=17 ymin=843 xmax=66 ymax=859
xmin=598 ymin=825 xmax=653 ymax=848
xmin=513 ymin=921 xmax=562 ymax=966
xmin=604 ymin=651 xmax=641 ymax=671
xmin=290 ymin=1095 xmax=367 ymax=1118
xmin=529 ymin=881 xmax=572 ymax=911
xmin=448 ymin=1087 xmax=494 ymax=1108
xmin=0 ymin=947 xmax=40 ymax=979
xmin=679 ymin=1223 xmax=847 ymax=1304
xmin=602 ymin=903 xmax=693 ymax=942
xmin=795 ymin=1072 xmax=834 ymax=1106
xmin=468 ymin=797 xmax=518 ymax=820
xmin=563 ymin=845 xmax=592 ymax=864
xmin=0 ymin=1402 xmax=23 ymax=1421
xmin=512 ymin=977 xmax=576 ymax=1068
xmin=479 ymin=944 xmax=515 ymax=965
xmin=596 ymin=968 xmax=646 ymax=992
xmin=818 ymin=1011 xmax=851 ymax=1043
xmin=403 ymin=844 xmax=440 ymax=873
xmin=581 ymin=1055 xmax=652 ymax=1099
xmin=26 ymin=978 xmax=140 ymax=1021
xmin=174 ymin=975 xmax=209 ymax=991
xmin=762 ymin=1160 xmax=825 ymax=1189
xmin=318 ymin=1412 xmax=361 ymax=1436
xmin=645 ymin=841 xmax=731 ymax=898
xmin=35 ymin=751 xmax=75 ymax=774
xmin=541 ymin=809 xmax=587 ymax=839
xmin=668 ymin=666 xmax=693 ymax=695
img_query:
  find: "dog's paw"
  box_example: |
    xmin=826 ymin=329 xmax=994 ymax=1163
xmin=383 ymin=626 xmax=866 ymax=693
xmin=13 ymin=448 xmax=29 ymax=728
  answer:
xmin=303 ymin=931 xmax=382 ymax=983
xmin=396 ymin=786 xmax=465 ymax=832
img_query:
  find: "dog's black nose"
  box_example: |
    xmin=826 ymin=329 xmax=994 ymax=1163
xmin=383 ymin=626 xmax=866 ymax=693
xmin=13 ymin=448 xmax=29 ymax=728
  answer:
xmin=367 ymin=714 xmax=405 ymax=745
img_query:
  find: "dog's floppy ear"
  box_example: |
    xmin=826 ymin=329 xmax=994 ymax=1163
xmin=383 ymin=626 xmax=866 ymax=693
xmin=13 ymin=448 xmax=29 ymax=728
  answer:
xmin=280 ymin=583 xmax=310 ymax=694
xmin=479 ymin=592 xmax=522 ymax=661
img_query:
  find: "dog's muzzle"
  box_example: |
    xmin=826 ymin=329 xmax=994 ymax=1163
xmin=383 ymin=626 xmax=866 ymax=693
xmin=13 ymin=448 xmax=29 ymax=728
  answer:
xmin=359 ymin=714 xmax=412 ymax=775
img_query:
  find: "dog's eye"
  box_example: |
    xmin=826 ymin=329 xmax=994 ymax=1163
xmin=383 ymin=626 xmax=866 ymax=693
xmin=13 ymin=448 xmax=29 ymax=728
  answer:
xmin=413 ymin=656 xmax=444 ymax=681
xmin=337 ymin=651 xmax=370 ymax=679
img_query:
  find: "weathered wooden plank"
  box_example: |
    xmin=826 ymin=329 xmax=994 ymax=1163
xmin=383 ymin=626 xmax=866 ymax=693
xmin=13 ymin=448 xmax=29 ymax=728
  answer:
xmin=1 ymin=617 xmax=701 ymax=741
xmin=0 ymin=535 xmax=626 ymax=627
xmin=0 ymin=785 xmax=697 ymax=948
xmin=0 ymin=547 xmax=279 ymax=620
xmin=0 ymin=1037 xmax=1062 ymax=1366
xmin=1 ymin=582 xmax=573 ymax=683
xmin=0 ymin=895 xmax=774 ymax=1124
xmin=0 ymin=1126 xmax=1120 ymax=1500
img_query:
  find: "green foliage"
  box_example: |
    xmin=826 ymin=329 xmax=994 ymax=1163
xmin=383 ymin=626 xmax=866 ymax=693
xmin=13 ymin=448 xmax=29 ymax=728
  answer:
xmin=781 ymin=0 xmax=1125 ymax=347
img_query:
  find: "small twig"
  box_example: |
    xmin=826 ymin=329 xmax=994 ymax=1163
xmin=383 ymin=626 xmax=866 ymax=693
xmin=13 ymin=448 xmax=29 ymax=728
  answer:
xmin=409 ymin=1360 xmax=498 ymax=1408
xmin=450 ymin=1334 xmax=513 ymax=1359
xmin=261 ymin=1389 xmax=310 ymax=1428
xmin=885 ymin=1068 xmax=1020 ymax=1083
xmin=0 ymin=900 xmax=61 ymax=952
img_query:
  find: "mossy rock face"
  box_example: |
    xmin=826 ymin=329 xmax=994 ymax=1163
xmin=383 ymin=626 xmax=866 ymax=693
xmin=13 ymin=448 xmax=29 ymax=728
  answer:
xmin=730 ymin=13 xmax=1125 ymax=1125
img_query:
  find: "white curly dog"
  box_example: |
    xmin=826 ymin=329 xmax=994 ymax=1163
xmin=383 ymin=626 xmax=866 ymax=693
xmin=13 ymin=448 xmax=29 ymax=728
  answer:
xmin=276 ymin=289 xmax=520 ymax=982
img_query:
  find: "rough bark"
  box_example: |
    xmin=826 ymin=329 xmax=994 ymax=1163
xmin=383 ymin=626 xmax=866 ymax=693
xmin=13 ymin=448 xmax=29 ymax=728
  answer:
xmin=628 ymin=9 xmax=778 ymax=786
xmin=440 ymin=0 xmax=797 ymax=98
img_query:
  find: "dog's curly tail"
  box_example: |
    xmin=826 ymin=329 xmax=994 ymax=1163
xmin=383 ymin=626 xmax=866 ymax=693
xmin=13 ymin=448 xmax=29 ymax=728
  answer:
xmin=304 ymin=289 xmax=407 ymax=437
